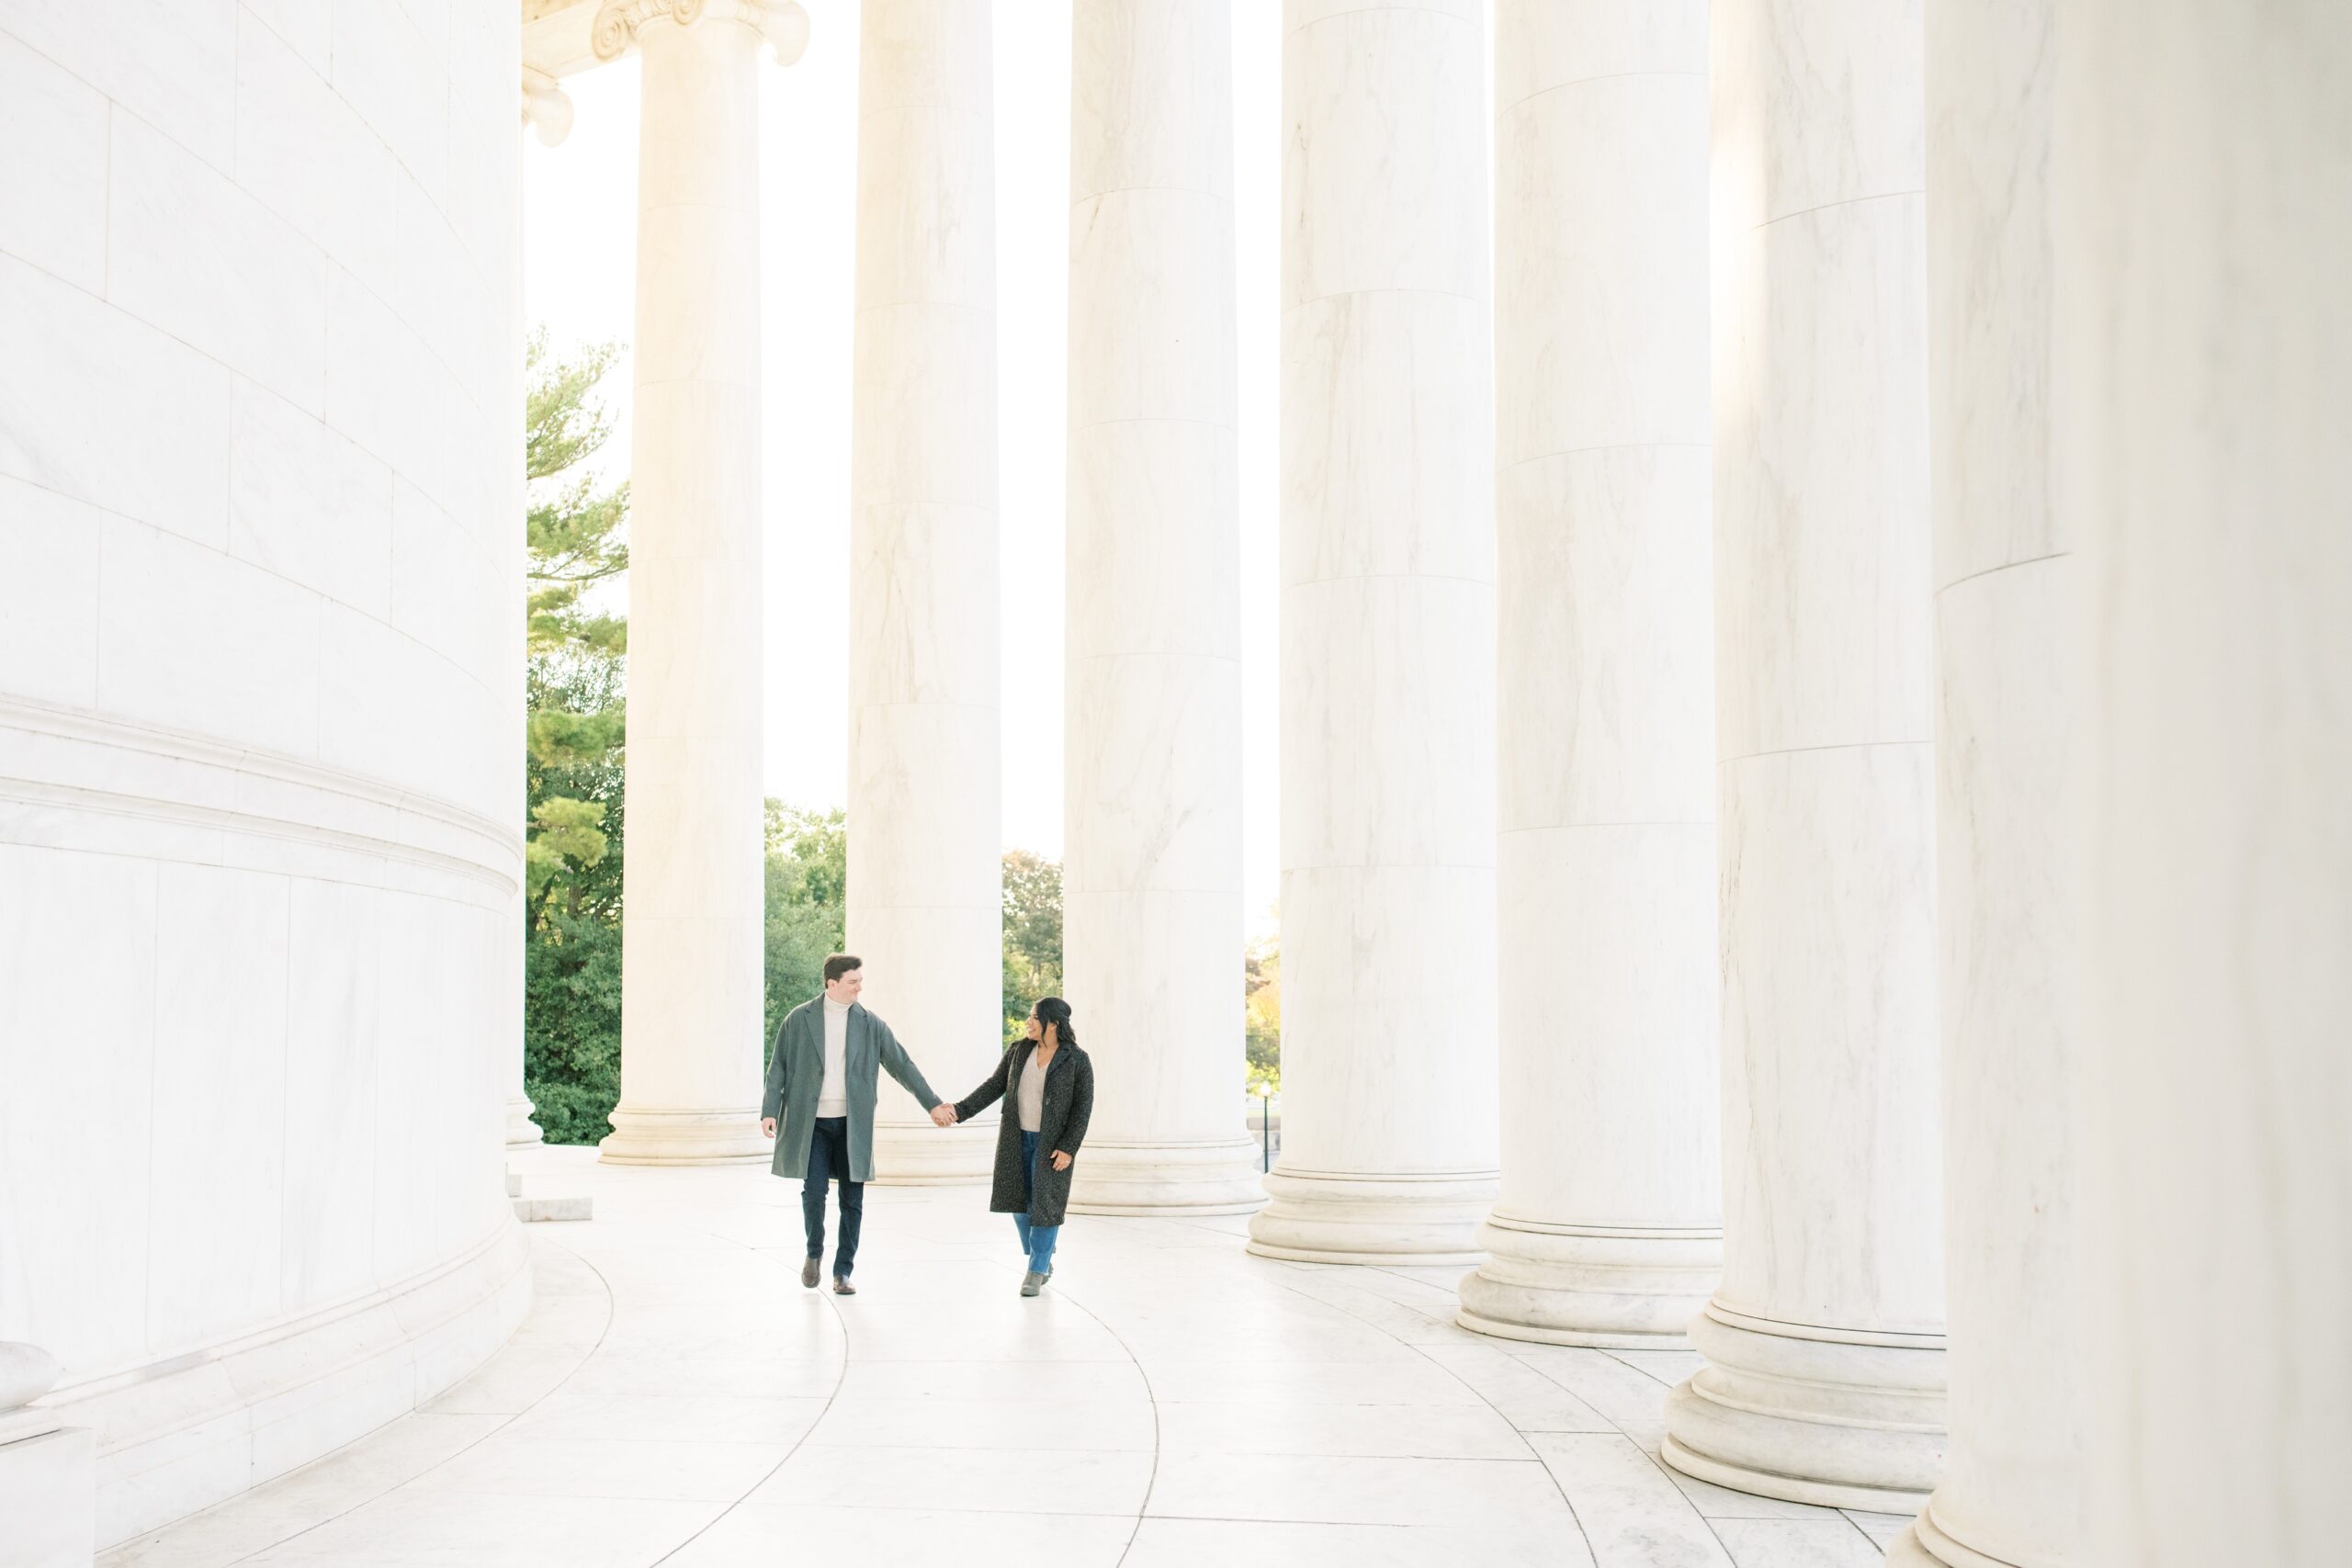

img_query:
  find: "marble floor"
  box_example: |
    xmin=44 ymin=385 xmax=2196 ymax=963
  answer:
xmin=105 ymin=1146 xmax=1906 ymax=1568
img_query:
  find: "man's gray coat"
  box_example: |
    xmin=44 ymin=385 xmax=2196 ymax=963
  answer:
xmin=762 ymin=997 xmax=942 ymax=1183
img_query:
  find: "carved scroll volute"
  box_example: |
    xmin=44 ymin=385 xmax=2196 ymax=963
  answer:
xmin=521 ymin=65 xmax=575 ymax=146
xmin=590 ymin=0 xmax=807 ymax=64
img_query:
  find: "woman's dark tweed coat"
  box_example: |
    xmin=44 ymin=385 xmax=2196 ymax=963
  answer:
xmin=953 ymin=1038 xmax=1094 ymax=1227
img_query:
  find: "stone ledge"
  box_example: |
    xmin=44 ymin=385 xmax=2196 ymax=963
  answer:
xmin=0 ymin=1424 xmax=96 ymax=1568
xmin=35 ymin=1222 xmax=532 ymax=1548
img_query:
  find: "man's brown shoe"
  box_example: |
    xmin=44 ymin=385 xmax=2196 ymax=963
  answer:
xmin=832 ymin=1277 xmax=857 ymax=1296
xmin=800 ymin=1258 xmax=820 ymax=1290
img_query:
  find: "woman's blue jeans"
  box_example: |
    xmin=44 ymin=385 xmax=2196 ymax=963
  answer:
xmin=1015 ymin=1130 xmax=1060 ymax=1273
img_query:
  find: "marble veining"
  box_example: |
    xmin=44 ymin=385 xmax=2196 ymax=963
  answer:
xmin=1462 ymin=0 xmax=1723 ymax=1351
xmin=1062 ymin=0 xmax=1258 ymax=1215
xmin=847 ymin=0 xmax=1003 ymax=1181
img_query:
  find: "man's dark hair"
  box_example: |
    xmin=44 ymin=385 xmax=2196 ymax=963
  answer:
xmin=823 ymin=953 xmax=863 ymax=985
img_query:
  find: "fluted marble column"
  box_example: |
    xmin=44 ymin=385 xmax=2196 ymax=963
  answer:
xmin=1890 ymin=2 xmax=2079 ymax=1562
xmin=1455 ymin=4 xmax=1720 ymax=1344
xmin=1061 ymin=0 xmax=1261 ymax=1216
xmin=1662 ymin=0 xmax=1946 ymax=1509
xmin=1247 ymin=0 xmax=1498 ymax=1265
xmin=2056 ymin=6 xmax=2350 ymax=1564
xmin=599 ymin=0 xmax=808 ymax=1165
xmin=848 ymin=0 xmax=1001 ymax=1182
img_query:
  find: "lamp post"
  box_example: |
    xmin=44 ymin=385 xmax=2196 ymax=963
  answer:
xmin=1257 ymin=1081 xmax=1273 ymax=1173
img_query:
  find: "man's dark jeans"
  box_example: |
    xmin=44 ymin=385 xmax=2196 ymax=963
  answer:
xmin=803 ymin=1116 xmax=862 ymax=1279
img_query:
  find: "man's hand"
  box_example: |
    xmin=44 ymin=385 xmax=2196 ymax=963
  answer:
xmin=930 ymin=1104 xmax=957 ymax=1127
xmin=1050 ymin=1150 xmax=1072 ymax=1171
xmin=761 ymin=1117 xmax=777 ymax=1139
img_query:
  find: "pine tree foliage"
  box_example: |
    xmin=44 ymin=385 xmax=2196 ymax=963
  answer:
xmin=525 ymin=327 xmax=630 ymax=660
xmin=521 ymin=330 xmax=632 ymax=1142
xmin=523 ymin=330 xmax=629 ymax=907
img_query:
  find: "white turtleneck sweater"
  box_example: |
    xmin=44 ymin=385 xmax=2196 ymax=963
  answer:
xmin=818 ymin=997 xmax=851 ymax=1117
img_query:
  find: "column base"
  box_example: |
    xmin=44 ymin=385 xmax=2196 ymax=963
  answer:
xmin=599 ymin=1105 xmax=771 ymax=1165
xmin=1067 ymin=1137 xmax=1266 ymax=1215
xmin=1245 ymin=1166 xmax=1498 ymax=1265
xmin=1883 ymin=1504 xmax=2023 ymax=1568
xmin=1455 ymin=1213 xmax=1721 ymax=1348
xmin=505 ymin=1092 xmax=545 ymax=1148
xmin=868 ymin=1118 xmax=994 ymax=1184
xmin=1660 ymin=1302 xmax=1946 ymax=1513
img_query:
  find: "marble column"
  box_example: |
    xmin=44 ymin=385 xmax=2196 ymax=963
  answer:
xmin=1890 ymin=2 xmax=2080 ymax=1562
xmin=1061 ymin=0 xmax=1261 ymax=1215
xmin=1661 ymin=0 xmax=1947 ymax=1510
xmin=597 ymin=0 xmax=808 ymax=1165
xmin=847 ymin=0 xmax=1001 ymax=1183
xmin=1455 ymin=4 xmax=1720 ymax=1344
xmin=2054 ymin=6 xmax=2351 ymax=1564
xmin=509 ymin=74 xmax=555 ymax=1152
xmin=1246 ymin=0 xmax=1498 ymax=1265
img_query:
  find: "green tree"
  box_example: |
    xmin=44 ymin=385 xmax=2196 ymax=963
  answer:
xmin=1244 ymin=930 xmax=1281 ymax=1093
xmin=522 ymin=329 xmax=631 ymax=1142
xmin=1001 ymin=848 xmax=1063 ymax=1034
xmin=523 ymin=903 xmax=624 ymax=1145
xmin=765 ymin=801 xmax=848 ymax=1054
xmin=525 ymin=329 xmax=629 ymax=660
xmin=523 ymin=328 xmax=630 ymax=914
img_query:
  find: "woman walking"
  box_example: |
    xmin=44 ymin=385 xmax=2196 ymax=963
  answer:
xmin=934 ymin=997 xmax=1094 ymax=1295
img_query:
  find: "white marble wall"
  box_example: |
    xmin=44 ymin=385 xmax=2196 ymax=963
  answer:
xmin=1890 ymin=2 xmax=2081 ymax=1562
xmin=600 ymin=4 xmax=774 ymax=1167
xmin=1458 ymin=0 xmax=1721 ymax=1347
xmin=1247 ymin=0 xmax=1498 ymax=1265
xmin=1061 ymin=0 xmax=1261 ymax=1216
xmin=2055 ymin=6 xmax=2351 ymax=1564
xmin=847 ymin=0 xmax=1002 ymax=1180
xmin=0 ymin=1 xmax=529 ymax=1545
xmin=1662 ymin=0 xmax=1948 ymax=1512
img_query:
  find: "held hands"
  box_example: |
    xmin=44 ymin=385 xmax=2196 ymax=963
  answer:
xmin=1051 ymin=1150 xmax=1072 ymax=1171
xmin=930 ymin=1104 xmax=957 ymax=1127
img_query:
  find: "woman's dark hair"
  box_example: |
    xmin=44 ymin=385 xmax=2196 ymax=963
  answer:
xmin=1035 ymin=996 xmax=1077 ymax=1049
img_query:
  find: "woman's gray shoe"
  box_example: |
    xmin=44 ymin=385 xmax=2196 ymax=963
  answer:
xmin=1020 ymin=1270 xmax=1046 ymax=1297
xmin=800 ymin=1258 xmax=820 ymax=1289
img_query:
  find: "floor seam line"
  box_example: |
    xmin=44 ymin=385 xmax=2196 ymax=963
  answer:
xmin=1034 ymin=1259 xmax=1163 ymax=1564
xmin=1599 ymin=1346 xmax=1682 ymax=1388
xmin=643 ymin=1217 xmax=855 ymax=1566
xmin=212 ymin=1231 xmax=620 ymax=1568
xmin=1240 ymin=1265 xmax=1599 ymax=1559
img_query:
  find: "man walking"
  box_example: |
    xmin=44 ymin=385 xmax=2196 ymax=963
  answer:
xmin=760 ymin=954 xmax=947 ymax=1294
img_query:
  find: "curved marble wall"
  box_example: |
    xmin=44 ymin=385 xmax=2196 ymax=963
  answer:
xmin=0 ymin=1 xmax=527 ymax=1544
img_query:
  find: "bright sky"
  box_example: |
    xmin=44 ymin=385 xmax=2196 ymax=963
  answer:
xmin=524 ymin=2 xmax=1284 ymax=932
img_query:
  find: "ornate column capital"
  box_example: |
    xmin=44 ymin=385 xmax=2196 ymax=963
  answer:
xmin=521 ymin=65 xmax=574 ymax=146
xmin=591 ymin=0 xmax=809 ymax=65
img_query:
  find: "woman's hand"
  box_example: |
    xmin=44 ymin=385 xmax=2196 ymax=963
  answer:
xmin=931 ymin=1104 xmax=957 ymax=1127
xmin=1050 ymin=1150 xmax=1072 ymax=1171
